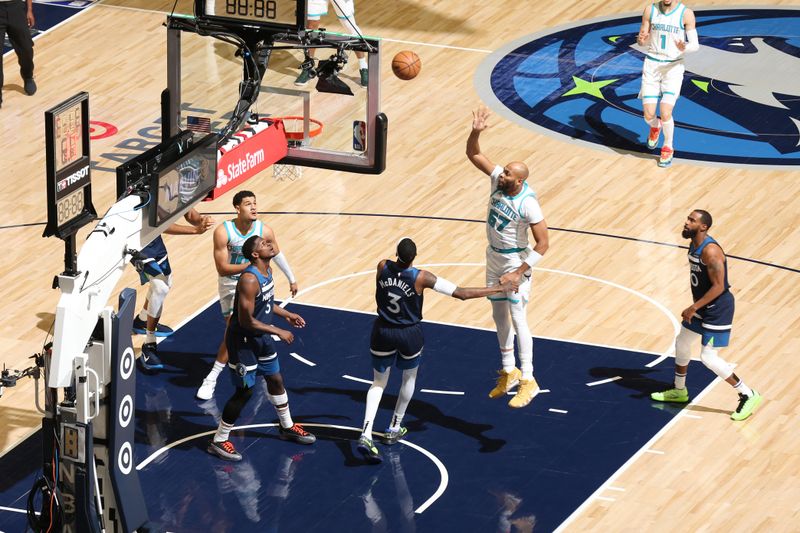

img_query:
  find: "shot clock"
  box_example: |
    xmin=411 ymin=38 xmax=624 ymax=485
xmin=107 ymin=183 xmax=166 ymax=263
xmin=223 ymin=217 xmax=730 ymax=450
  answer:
xmin=44 ymin=92 xmax=97 ymax=239
xmin=196 ymin=0 xmax=306 ymax=30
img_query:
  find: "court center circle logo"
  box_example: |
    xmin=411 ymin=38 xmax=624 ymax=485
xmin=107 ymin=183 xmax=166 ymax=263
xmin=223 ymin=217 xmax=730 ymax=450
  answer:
xmin=476 ymin=8 xmax=800 ymax=167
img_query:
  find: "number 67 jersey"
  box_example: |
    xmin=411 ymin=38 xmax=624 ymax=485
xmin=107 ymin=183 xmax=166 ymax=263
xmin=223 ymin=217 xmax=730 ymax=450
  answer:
xmin=486 ymin=165 xmax=543 ymax=253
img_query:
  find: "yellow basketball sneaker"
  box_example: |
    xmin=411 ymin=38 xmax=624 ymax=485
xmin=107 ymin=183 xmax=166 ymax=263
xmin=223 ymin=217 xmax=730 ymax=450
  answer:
xmin=730 ymin=390 xmax=763 ymax=421
xmin=650 ymin=387 xmax=689 ymax=403
xmin=508 ymin=378 xmax=539 ymax=408
xmin=488 ymin=368 xmax=521 ymax=399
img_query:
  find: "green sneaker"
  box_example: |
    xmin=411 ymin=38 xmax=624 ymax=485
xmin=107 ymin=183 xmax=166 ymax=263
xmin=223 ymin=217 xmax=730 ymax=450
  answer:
xmin=381 ymin=426 xmax=407 ymax=445
xmin=357 ymin=435 xmax=382 ymax=464
xmin=650 ymin=387 xmax=689 ymax=403
xmin=294 ymin=68 xmax=312 ymax=86
xmin=359 ymin=68 xmax=368 ymax=87
xmin=730 ymin=390 xmax=763 ymax=421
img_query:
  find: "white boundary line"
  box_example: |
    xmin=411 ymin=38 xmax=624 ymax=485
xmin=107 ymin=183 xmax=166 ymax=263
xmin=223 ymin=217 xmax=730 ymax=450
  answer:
xmin=289 ymin=352 xmax=316 ymax=366
xmin=420 ymin=388 xmax=465 ymax=395
xmin=0 ymin=505 xmax=35 ymax=514
xmin=135 ymin=423 xmax=448 ymax=515
xmin=553 ymin=376 xmax=723 ymax=532
xmin=586 ymin=376 xmax=622 ymax=387
xmin=342 ymin=374 xmax=372 ymax=385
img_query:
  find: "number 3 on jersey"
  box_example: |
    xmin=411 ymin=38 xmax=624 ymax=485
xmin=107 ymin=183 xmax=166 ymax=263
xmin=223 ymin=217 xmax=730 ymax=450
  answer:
xmin=386 ymin=292 xmax=402 ymax=313
xmin=488 ymin=209 xmax=511 ymax=231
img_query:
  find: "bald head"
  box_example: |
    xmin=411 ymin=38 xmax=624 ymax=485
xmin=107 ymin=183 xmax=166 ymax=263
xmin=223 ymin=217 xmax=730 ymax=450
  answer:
xmin=507 ymin=161 xmax=529 ymax=181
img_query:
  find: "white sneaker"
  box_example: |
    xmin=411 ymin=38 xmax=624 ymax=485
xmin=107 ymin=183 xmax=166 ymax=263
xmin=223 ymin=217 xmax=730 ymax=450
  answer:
xmin=197 ymin=377 xmax=217 ymax=400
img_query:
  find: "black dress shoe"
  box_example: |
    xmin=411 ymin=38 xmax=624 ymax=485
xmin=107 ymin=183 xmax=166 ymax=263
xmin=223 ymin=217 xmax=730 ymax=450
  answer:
xmin=24 ymin=78 xmax=37 ymax=95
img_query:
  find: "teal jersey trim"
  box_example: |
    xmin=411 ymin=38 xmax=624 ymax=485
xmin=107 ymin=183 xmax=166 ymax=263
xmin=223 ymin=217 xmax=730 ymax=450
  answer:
xmin=491 ymin=246 xmax=526 ymax=254
xmin=645 ymin=54 xmax=681 ymax=63
xmin=487 ymin=296 xmax=521 ymax=303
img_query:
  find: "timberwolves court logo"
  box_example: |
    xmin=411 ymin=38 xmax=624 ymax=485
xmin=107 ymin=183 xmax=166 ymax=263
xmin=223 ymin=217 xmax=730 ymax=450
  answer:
xmin=476 ymin=8 xmax=800 ymax=167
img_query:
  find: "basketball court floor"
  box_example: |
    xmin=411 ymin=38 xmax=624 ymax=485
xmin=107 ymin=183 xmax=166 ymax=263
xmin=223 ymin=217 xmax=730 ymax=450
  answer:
xmin=2 ymin=1 xmax=799 ymax=531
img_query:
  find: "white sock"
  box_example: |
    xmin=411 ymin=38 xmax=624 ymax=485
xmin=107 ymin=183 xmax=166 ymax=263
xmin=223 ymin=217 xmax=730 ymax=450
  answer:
xmin=362 ymin=369 xmax=389 ymax=438
xmin=138 ymin=309 xmax=148 ymax=321
xmin=646 ymin=116 xmax=660 ymax=128
xmin=674 ymin=371 xmax=687 ymax=390
xmin=145 ymin=330 xmax=156 ymax=344
xmin=734 ymin=380 xmax=753 ymax=397
xmin=275 ymin=404 xmax=293 ymax=429
xmin=501 ymin=348 xmax=516 ymax=373
xmin=358 ymin=57 xmax=368 ymax=69
xmin=206 ymin=361 xmax=225 ymax=381
xmin=214 ymin=420 xmax=234 ymax=442
xmin=389 ymin=413 xmax=404 ymax=431
xmin=391 ymin=367 xmax=417 ymax=429
xmin=662 ymin=118 xmax=675 ymax=148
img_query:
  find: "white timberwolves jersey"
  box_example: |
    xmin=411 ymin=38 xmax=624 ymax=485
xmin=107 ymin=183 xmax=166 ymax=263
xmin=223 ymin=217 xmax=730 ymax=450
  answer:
xmin=647 ymin=2 xmax=687 ymax=61
xmin=486 ymin=166 xmax=544 ymax=252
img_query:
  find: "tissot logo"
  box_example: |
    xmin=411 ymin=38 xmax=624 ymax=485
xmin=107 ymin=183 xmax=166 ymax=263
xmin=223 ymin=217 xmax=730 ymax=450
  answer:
xmin=57 ymin=165 xmax=90 ymax=192
xmin=475 ymin=8 xmax=800 ymax=167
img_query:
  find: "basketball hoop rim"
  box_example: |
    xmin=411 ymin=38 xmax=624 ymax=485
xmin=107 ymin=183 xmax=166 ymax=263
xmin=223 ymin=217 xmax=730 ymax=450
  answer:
xmin=273 ymin=116 xmax=324 ymax=140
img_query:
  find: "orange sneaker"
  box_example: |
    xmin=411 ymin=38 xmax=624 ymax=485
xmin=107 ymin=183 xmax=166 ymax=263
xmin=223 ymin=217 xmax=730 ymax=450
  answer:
xmin=647 ymin=121 xmax=662 ymax=149
xmin=658 ymin=146 xmax=674 ymax=167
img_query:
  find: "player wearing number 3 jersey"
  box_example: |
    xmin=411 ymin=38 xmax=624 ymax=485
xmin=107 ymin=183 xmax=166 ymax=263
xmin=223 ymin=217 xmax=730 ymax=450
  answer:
xmin=356 ymin=238 xmax=517 ymax=464
xmin=467 ymin=106 xmax=550 ymax=410
xmin=650 ymin=210 xmax=762 ymax=421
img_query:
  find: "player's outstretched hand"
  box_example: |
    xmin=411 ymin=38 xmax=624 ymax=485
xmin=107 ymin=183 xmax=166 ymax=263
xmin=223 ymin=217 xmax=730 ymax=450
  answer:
xmin=277 ymin=329 xmax=295 ymax=344
xmin=499 ymin=270 xmax=522 ymax=289
xmin=675 ymin=37 xmax=686 ymax=51
xmin=472 ymin=106 xmax=491 ymax=132
xmin=637 ymin=30 xmax=650 ymax=45
xmin=287 ymin=313 xmax=306 ymax=328
xmin=499 ymin=277 xmax=520 ymax=293
xmin=289 ymin=282 xmax=299 ymax=297
xmin=196 ymin=215 xmax=215 ymax=234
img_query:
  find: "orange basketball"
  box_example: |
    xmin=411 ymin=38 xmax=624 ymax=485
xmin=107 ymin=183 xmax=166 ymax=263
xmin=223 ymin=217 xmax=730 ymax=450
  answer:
xmin=392 ymin=51 xmax=422 ymax=81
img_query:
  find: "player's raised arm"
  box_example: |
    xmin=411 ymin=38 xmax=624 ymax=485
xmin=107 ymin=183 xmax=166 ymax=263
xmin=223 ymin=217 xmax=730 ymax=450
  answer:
xmin=264 ymin=224 xmax=298 ymax=296
xmin=637 ymin=4 xmax=652 ymax=45
xmin=415 ymin=270 xmax=518 ymax=300
xmin=466 ymin=106 xmax=497 ymax=176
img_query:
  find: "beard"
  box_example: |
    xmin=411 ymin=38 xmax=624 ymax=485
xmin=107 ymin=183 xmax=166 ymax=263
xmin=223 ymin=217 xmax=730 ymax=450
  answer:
xmin=681 ymin=228 xmax=696 ymax=239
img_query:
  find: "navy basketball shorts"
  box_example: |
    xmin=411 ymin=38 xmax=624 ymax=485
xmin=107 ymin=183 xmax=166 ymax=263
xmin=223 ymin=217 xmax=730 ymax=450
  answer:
xmin=226 ymin=331 xmax=279 ymax=388
xmin=683 ymin=291 xmax=735 ymax=347
xmin=138 ymin=257 xmax=172 ymax=285
xmin=369 ymin=320 xmax=424 ymax=372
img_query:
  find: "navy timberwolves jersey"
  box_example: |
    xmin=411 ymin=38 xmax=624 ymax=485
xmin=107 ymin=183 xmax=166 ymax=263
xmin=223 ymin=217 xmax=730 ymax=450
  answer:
xmin=376 ymin=260 xmax=423 ymax=326
xmin=230 ymin=265 xmax=274 ymax=335
xmin=688 ymin=236 xmax=730 ymax=302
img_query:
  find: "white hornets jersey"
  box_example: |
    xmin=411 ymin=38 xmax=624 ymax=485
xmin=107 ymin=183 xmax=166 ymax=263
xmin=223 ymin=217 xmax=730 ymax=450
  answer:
xmin=647 ymin=2 xmax=687 ymax=61
xmin=223 ymin=219 xmax=264 ymax=280
xmin=486 ymin=166 xmax=544 ymax=252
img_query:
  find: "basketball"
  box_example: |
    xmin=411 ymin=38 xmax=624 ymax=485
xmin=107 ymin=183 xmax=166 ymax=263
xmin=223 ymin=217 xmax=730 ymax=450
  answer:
xmin=392 ymin=50 xmax=422 ymax=80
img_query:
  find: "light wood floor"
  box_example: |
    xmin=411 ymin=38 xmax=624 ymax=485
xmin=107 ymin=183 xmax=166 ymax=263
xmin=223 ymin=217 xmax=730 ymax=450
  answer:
xmin=2 ymin=0 xmax=799 ymax=530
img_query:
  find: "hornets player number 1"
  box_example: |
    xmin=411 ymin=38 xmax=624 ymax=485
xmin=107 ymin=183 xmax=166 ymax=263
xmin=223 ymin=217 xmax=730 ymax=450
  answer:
xmin=637 ymin=0 xmax=699 ymax=168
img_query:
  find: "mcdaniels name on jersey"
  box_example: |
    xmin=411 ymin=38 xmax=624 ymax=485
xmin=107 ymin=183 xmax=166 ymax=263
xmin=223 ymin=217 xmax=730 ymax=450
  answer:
xmin=378 ymin=275 xmax=415 ymax=297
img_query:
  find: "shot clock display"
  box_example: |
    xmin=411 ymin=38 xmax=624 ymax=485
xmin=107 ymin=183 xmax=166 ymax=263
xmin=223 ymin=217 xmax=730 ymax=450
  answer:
xmin=43 ymin=92 xmax=96 ymax=239
xmin=197 ymin=0 xmax=305 ymax=30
